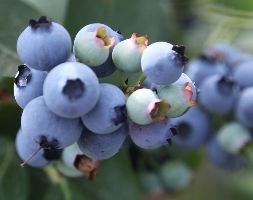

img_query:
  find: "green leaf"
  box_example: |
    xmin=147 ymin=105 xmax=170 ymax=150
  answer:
xmin=0 ymin=0 xmax=41 ymax=77
xmin=0 ymin=137 xmax=29 ymax=200
xmin=28 ymin=169 xmax=52 ymax=200
xmin=214 ymin=0 xmax=253 ymax=12
xmin=0 ymin=76 xmax=14 ymax=94
xmin=20 ymin=0 xmax=69 ymax=23
xmin=0 ymin=101 xmax=21 ymax=139
xmin=44 ymin=184 xmax=64 ymax=200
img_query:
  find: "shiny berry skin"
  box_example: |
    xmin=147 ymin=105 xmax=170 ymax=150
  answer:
xmin=17 ymin=16 xmax=72 ymax=71
xmin=157 ymin=73 xmax=197 ymax=118
xmin=112 ymin=33 xmax=148 ymax=72
xmin=126 ymin=88 xmax=169 ymax=125
xmin=14 ymin=64 xmax=47 ymax=109
xmin=43 ymin=62 xmax=100 ymax=118
xmin=141 ymin=42 xmax=186 ymax=85
xmin=81 ymin=83 xmax=126 ymax=134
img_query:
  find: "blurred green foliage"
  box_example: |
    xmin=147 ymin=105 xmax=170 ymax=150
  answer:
xmin=1 ymin=0 xmax=253 ymax=199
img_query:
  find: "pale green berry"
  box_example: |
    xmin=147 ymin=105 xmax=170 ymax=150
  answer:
xmin=112 ymin=33 xmax=148 ymax=72
xmin=217 ymin=122 xmax=251 ymax=155
xmin=158 ymin=73 xmax=197 ymax=118
xmin=159 ymin=161 xmax=192 ymax=192
xmin=126 ymin=88 xmax=169 ymax=125
xmin=74 ymin=26 xmax=115 ymax=66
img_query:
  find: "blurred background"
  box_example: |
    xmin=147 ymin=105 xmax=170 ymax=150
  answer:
xmin=1 ymin=0 xmax=253 ymax=199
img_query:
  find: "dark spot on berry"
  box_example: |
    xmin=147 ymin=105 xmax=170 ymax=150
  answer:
xmin=112 ymin=105 xmax=127 ymax=126
xmin=14 ymin=65 xmax=32 ymax=88
xmin=62 ymin=79 xmax=85 ymax=101
xmin=29 ymin=16 xmax=51 ymax=29
xmin=43 ymin=148 xmax=62 ymax=161
xmin=170 ymin=127 xmax=178 ymax=136
xmin=217 ymin=76 xmax=236 ymax=96
xmin=37 ymin=136 xmax=60 ymax=149
xmin=172 ymin=45 xmax=188 ymax=63
xmin=176 ymin=122 xmax=191 ymax=140
xmin=167 ymin=138 xmax=172 ymax=145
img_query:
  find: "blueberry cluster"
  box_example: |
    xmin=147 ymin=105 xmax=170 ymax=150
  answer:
xmin=14 ymin=16 xmax=196 ymax=177
xmin=181 ymin=43 xmax=253 ymax=169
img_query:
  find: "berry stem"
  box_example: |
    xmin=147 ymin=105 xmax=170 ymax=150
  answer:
xmin=136 ymin=73 xmax=146 ymax=86
xmin=118 ymin=71 xmax=128 ymax=90
xmin=20 ymin=146 xmax=42 ymax=167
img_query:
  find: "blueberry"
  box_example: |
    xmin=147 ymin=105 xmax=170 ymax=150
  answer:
xmin=217 ymin=122 xmax=251 ymax=155
xmin=21 ymin=96 xmax=82 ymax=149
xmin=43 ymin=62 xmax=100 ymax=118
xmin=112 ymin=33 xmax=148 ymax=72
xmin=157 ymin=73 xmax=197 ymax=117
xmin=15 ymin=129 xmax=48 ymax=168
xmin=204 ymin=43 xmax=252 ymax=69
xmin=77 ymin=23 xmax=123 ymax=42
xmin=207 ymin=136 xmax=245 ymax=170
xmin=141 ymin=42 xmax=186 ymax=85
xmin=199 ymin=75 xmax=238 ymax=115
xmin=233 ymin=60 xmax=253 ymax=88
xmin=128 ymin=119 xmax=174 ymax=149
xmin=74 ymin=26 xmax=115 ymax=67
xmin=185 ymin=55 xmax=227 ymax=87
xmin=139 ymin=171 xmax=164 ymax=195
xmin=14 ymin=64 xmax=47 ymax=109
xmin=159 ymin=161 xmax=192 ymax=192
xmin=170 ymin=107 xmax=211 ymax=149
xmin=81 ymin=83 xmax=126 ymax=134
xmin=77 ymin=125 xmax=127 ymax=160
xmin=17 ymin=16 xmax=72 ymax=71
xmin=15 ymin=129 xmax=62 ymax=168
xmin=73 ymin=23 xmax=124 ymax=78
xmin=126 ymin=88 xmax=169 ymax=125
xmin=236 ymin=87 xmax=253 ymax=128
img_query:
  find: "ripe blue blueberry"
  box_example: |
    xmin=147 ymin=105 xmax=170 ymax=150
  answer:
xmin=81 ymin=83 xmax=126 ymax=134
xmin=78 ymin=125 xmax=127 ymax=160
xmin=233 ymin=60 xmax=253 ymax=88
xmin=16 ymin=129 xmax=62 ymax=168
xmin=141 ymin=42 xmax=186 ymax=85
xmin=43 ymin=62 xmax=100 ymax=118
xmin=21 ymin=96 xmax=82 ymax=149
xmin=128 ymin=120 xmax=175 ymax=149
xmin=199 ymin=75 xmax=238 ymax=115
xmin=185 ymin=55 xmax=227 ymax=87
xmin=17 ymin=16 xmax=72 ymax=71
xmin=235 ymin=87 xmax=253 ymax=128
xmin=14 ymin=64 xmax=47 ymax=109
xmin=170 ymin=107 xmax=211 ymax=149
xmin=204 ymin=43 xmax=252 ymax=69
xmin=207 ymin=136 xmax=245 ymax=170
